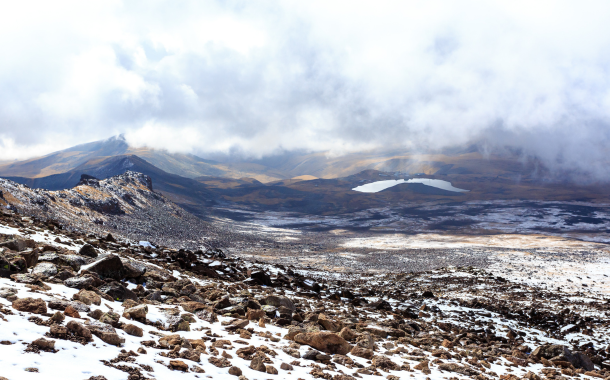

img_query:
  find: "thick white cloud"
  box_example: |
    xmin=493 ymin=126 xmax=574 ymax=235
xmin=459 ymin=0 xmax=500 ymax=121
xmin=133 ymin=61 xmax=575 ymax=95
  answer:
xmin=1 ymin=0 xmax=610 ymax=177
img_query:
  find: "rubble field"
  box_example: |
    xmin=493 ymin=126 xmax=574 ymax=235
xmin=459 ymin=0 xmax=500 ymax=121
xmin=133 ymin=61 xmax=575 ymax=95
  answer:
xmin=0 ymin=208 xmax=609 ymax=380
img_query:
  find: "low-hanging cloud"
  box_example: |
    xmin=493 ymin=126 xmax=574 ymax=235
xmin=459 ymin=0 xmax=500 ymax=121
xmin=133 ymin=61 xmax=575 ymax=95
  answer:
xmin=1 ymin=0 xmax=610 ymax=178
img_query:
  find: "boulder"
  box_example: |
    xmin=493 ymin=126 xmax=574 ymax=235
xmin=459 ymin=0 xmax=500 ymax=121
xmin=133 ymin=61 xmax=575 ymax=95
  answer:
xmin=12 ymin=297 xmax=47 ymax=314
xmin=339 ymin=327 xmax=358 ymax=341
xmin=67 ymin=320 xmax=92 ymax=339
xmin=73 ymin=289 xmax=101 ymax=306
xmin=0 ymin=238 xmax=35 ymax=252
xmin=372 ymin=355 xmax=400 ymax=370
xmin=98 ymin=281 xmax=138 ymax=301
xmin=250 ymin=271 xmax=271 ymax=286
xmin=123 ymin=324 xmax=143 ymax=337
xmin=79 ymin=244 xmax=98 ymax=258
xmin=294 ymin=332 xmax=352 ymax=355
xmin=86 ymin=320 xmax=124 ymax=346
xmin=318 ymin=313 xmax=343 ymax=332
xmin=181 ymin=301 xmax=207 ymax=313
xmin=86 ymin=255 xmax=125 ymax=280
xmin=250 ymin=356 xmax=266 ymax=372
xmin=120 ymin=258 xmax=146 ymax=278
xmin=169 ymin=360 xmax=189 ymax=371
xmin=19 ymin=249 xmax=39 ymax=268
xmin=31 ymin=263 xmax=58 ymax=278
xmin=263 ymin=295 xmax=295 ymax=311
xmin=32 ymin=337 xmax=55 ymax=350
xmin=351 ymin=346 xmax=374 ymax=359
xmin=246 ymin=309 xmax=265 ymax=321
xmin=228 ymin=366 xmax=242 ymax=376
xmin=123 ymin=304 xmax=148 ymax=319
xmin=64 ymin=276 xmax=95 ymax=289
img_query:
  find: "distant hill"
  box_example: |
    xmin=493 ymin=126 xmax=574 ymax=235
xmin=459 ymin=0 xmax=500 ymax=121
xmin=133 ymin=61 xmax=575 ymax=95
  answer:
xmin=0 ymin=135 xmax=287 ymax=183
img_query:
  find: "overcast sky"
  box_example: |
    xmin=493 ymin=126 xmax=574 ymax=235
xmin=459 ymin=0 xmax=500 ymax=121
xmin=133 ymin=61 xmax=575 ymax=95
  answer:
xmin=1 ymin=0 xmax=610 ymax=177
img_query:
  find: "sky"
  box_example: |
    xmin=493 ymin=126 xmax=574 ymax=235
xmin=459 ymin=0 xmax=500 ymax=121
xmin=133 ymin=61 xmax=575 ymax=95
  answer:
xmin=1 ymin=0 xmax=610 ymax=178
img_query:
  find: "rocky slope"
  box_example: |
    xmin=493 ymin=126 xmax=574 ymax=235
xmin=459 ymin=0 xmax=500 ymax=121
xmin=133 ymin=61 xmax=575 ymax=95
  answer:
xmin=0 ymin=210 xmax=609 ymax=380
xmin=0 ymin=171 xmax=239 ymax=249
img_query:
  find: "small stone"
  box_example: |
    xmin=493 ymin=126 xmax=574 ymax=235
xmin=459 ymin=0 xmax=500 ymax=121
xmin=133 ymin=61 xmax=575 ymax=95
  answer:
xmin=32 ymin=337 xmax=55 ymax=350
xmin=229 ymin=366 xmax=242 ymax=376
xmin=123 ymin=324 xmax=143 ymax=337
xmin=280 ymin=362 xmax=294 ymax=370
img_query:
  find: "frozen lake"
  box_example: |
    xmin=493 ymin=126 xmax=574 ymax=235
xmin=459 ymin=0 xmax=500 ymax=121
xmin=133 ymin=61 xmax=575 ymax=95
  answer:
xmin=352 ymin=178 xmax=469 ymax=193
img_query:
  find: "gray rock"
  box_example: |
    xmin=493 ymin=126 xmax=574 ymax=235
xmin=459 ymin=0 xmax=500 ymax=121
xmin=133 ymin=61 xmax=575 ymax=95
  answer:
xmin=86 ymin=255 xmax=124 ymax=280
xmin=32 ymin=263 xmax=58 ymax=278
xmin=64 ymin=276 xmax=95 ymax=289
xmin=263 ymin=295 xmax=295 ymax=311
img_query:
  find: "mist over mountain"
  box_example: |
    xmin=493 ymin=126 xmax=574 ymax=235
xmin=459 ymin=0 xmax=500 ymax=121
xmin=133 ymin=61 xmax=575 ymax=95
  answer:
xmin=1 ymin=1 xmax=610 ymax=181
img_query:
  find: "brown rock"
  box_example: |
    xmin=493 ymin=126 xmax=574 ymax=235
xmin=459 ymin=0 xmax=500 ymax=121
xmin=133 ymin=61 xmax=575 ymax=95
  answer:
xmin=294 ymin=332 xmax=352 ymax=355
xmin=208 ymin=356 xmax=231 ymax=368
xmin=372 ymin=355 xmax=399 ymax=370
xmin=442 ymin=339 xmax=454 ymax=348
xmin=181 ymin=301 xmax=207 ymax=313
xmin=225 ymin=319 xmax=249 ymax=331
xmin=66 ymin=320 xmax=92 ymax=339
xmin=64 ymin=305 xmax=80 ymax=318
xmin=318 ymin=313 xmax=343 ymax=332
xmin=123 ymin=304 xmax=148 ymax=319
xmin=32 ymin=337 xmax=55 ymax=350
xmin=180 ymin=349 xmax=201 ymax=362
xmin=49 ymin=324 xmax=68 ymax=338
xmin=584 ymin=371 xmax=605 ymax=378
xmin=99 ymin=332 xmax=124 ymax=346
xmin=280 ymin=362 xmax=294 ymax=370
xmin=246 ymin=309 xmax=265 ymax=320
xmin=169 ymin=360 xmax=189 ymax=371
xmin=414 ymin=360 xmax=431 ymax=374
xmin=339 ymin=327 xmax=358 ymax=341
xmin=123 ymin=324 xmax=143 ymax=337
xmin=229 ymin=366 xmax=242 ymax=376
xmin=333 ymin=355 xmax=354 ymax=366
xmin=50 ymin=311 xmax=65 ymax=323
xmin=351 ymin=345 xmax=374 ymax=359
xmin=12 ymin=297 xmax=47 ymax=314
xmin=74 ymin=290 xmax=101 ymax=306
xmin=266 ymin=365 xmax=278 ymax=374
xmin=355 ymin=333 xmax=374 ymax=350
xmin=250 ymin=356 xmax=267 ymax=372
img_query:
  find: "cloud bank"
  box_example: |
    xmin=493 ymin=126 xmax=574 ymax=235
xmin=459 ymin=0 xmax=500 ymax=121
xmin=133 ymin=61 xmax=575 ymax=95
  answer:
xmin=1 ymin=0 xmax=610 ymax=177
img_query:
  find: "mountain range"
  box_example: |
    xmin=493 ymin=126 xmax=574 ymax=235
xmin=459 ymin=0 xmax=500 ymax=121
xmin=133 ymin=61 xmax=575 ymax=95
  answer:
xmin=0 ymin=135 xmax=607 ymax=219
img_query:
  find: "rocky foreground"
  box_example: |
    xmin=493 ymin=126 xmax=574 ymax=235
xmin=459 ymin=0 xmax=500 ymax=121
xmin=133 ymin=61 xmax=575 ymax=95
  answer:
xmin=0 ymin=208 xmax=609 ymax=380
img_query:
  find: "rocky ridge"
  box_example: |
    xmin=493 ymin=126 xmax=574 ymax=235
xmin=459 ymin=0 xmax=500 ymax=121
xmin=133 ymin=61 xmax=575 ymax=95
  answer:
xmin=0 ymin=171 xmax=245 ymax=250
